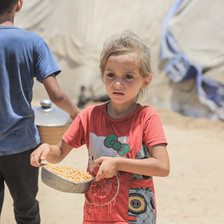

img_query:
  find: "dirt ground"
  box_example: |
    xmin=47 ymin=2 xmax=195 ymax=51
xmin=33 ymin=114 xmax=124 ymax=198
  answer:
xmin=1 ymin=105 xmax=224 ymax=224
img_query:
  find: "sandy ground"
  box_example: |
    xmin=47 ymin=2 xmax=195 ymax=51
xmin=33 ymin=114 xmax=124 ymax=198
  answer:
xmin=1 ymin=106 xmax=224 ymax=224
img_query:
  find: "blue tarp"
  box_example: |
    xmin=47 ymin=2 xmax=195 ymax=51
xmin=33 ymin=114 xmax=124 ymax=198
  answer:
xmin=160 ymin=0 xmax=224 ymax=119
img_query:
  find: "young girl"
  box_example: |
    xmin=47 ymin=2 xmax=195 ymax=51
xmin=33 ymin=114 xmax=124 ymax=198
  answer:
xmin=31 ymin=31 xmax=170 ymax=224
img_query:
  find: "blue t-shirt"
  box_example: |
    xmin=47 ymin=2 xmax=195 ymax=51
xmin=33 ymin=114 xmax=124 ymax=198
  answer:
xmin=0 ymin=26 xmax=61 ymax=155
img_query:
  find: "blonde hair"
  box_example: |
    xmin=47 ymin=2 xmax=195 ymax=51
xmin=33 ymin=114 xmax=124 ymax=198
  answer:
xmin=100 ymin=31 xmax=153 ymax=99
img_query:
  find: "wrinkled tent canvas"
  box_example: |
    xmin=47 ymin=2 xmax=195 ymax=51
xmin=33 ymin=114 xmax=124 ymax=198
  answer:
xmin=160 ymin=0 xmax=224 ymax=120
xmin=15 ymin=0 xmax=224 ymax=120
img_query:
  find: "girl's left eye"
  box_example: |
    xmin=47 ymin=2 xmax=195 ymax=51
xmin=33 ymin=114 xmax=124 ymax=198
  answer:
xmin=126 ymin=74 xmax=133 ymax=79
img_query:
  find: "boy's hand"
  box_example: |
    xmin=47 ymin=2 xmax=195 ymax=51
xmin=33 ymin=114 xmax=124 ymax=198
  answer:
xmin=30 ymin=143 xmax=51 ymax=167
xmin=94 ymin=157 xmax=119 ymax=181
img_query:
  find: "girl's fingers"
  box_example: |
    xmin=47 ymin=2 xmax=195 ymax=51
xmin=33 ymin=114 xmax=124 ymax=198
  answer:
xmin=30 ymin=144 xmax=50 ymax=167
xmin=39 ymin=144 xmax=50 ymax=160
xmin=94 ymin=157 xmax=104 ymax=168
xmin=40 ymin=151 xmax=48 ymax=161
xmin=30 ymin=154 xmax=41 ymax=167
xmin=30 ymin=151 xmax=45 ymax=167
xmin=95 ymin=167 xmax=105 ymax=181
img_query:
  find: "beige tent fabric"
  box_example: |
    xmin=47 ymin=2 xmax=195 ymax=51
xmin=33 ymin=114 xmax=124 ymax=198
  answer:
xmin=157 ymin=0 xmax=224 ymax=119
xmin=168 ymin=0 xmax=224 ymax=68
xmin=15 ymin=0 xmax=174 ymax=100
xmin=15 ymin=0 xmax=224 ymax=119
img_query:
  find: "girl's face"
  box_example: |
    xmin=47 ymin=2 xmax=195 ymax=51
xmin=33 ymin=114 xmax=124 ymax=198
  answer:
xmin=102 ymin=53 xmax=151 ymax=106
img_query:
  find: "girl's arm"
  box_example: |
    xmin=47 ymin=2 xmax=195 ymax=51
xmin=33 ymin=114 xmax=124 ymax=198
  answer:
xmin=94 ymin=144 xmax=170 ymax=181
xmin=30 ymin=140 xmax=73 ymax=167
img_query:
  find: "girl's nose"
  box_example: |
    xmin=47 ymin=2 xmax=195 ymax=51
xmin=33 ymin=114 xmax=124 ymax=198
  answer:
xmin=114 ymin=79 xmax=123 ymax=88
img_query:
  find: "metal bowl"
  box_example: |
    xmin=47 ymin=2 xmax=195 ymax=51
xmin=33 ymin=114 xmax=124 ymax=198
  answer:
xmin=41 ymin=166 xmax=94 ymax=193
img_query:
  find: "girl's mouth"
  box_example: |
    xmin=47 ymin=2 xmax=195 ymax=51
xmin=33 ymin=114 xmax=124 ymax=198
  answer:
xmin=113 ymin=91 xmax=124 ymax=95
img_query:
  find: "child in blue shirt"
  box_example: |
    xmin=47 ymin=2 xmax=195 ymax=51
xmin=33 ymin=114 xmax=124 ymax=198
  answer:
xmin=0 ymin=1 xmax=79 ymax=223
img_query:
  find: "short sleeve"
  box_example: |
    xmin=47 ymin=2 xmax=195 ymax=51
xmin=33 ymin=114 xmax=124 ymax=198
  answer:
xmin=143 ymin=113 xmax=167 ymax=148
xmin=34 ymin=37 xmax=61 ymax=82
xmin=62 ymin=114 xmax=86 ymax=148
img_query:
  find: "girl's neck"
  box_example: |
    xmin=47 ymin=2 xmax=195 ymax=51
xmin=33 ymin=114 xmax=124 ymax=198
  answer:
xmin=107 ymin=101 xmax=138 ymax=119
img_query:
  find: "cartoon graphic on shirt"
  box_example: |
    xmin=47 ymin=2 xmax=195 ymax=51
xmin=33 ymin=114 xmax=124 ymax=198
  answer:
xmin=104 ymin=134 xmax=130 ymax=156
xmin=86 ymin=133 xmax=155 ymax=224
xmin=86 ymin=132 xmax=128 ymax=207
xmin=88 ymin=133 xmax=129 ymax=172
xmin=85 ymin=174 xmax=120 ymax=207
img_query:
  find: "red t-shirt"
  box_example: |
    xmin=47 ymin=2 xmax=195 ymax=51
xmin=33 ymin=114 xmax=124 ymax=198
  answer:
xmin=63 ymin=103 xmax=167 ymax=224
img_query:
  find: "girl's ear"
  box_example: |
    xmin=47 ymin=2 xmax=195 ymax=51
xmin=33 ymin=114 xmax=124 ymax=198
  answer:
xmin=141 ymin=76 xmax=152 ymax=89
xmin=15 ymin=0 xmax=23 ymax=13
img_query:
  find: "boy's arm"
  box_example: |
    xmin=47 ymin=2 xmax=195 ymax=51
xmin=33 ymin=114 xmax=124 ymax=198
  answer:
xmin=43 ymin=74 xmax=80 ymax=119
xmin=94 ymin=144 xmax=170 ymax=181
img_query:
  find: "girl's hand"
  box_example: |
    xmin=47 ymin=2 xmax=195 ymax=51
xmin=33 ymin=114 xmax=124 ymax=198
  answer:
xmin=30 ymin=143 xmax=51 ymax=167
xmin=94 ymin=157 xmax=119 ymax=181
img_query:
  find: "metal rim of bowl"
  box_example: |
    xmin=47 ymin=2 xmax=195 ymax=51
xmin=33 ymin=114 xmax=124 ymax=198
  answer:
xmin=41 ymin=166 xmax=95 ymax=185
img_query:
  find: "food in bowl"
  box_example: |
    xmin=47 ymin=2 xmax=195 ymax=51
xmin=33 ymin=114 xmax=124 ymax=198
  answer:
xmin=43 ymin=163 xmax=92 ymax=183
